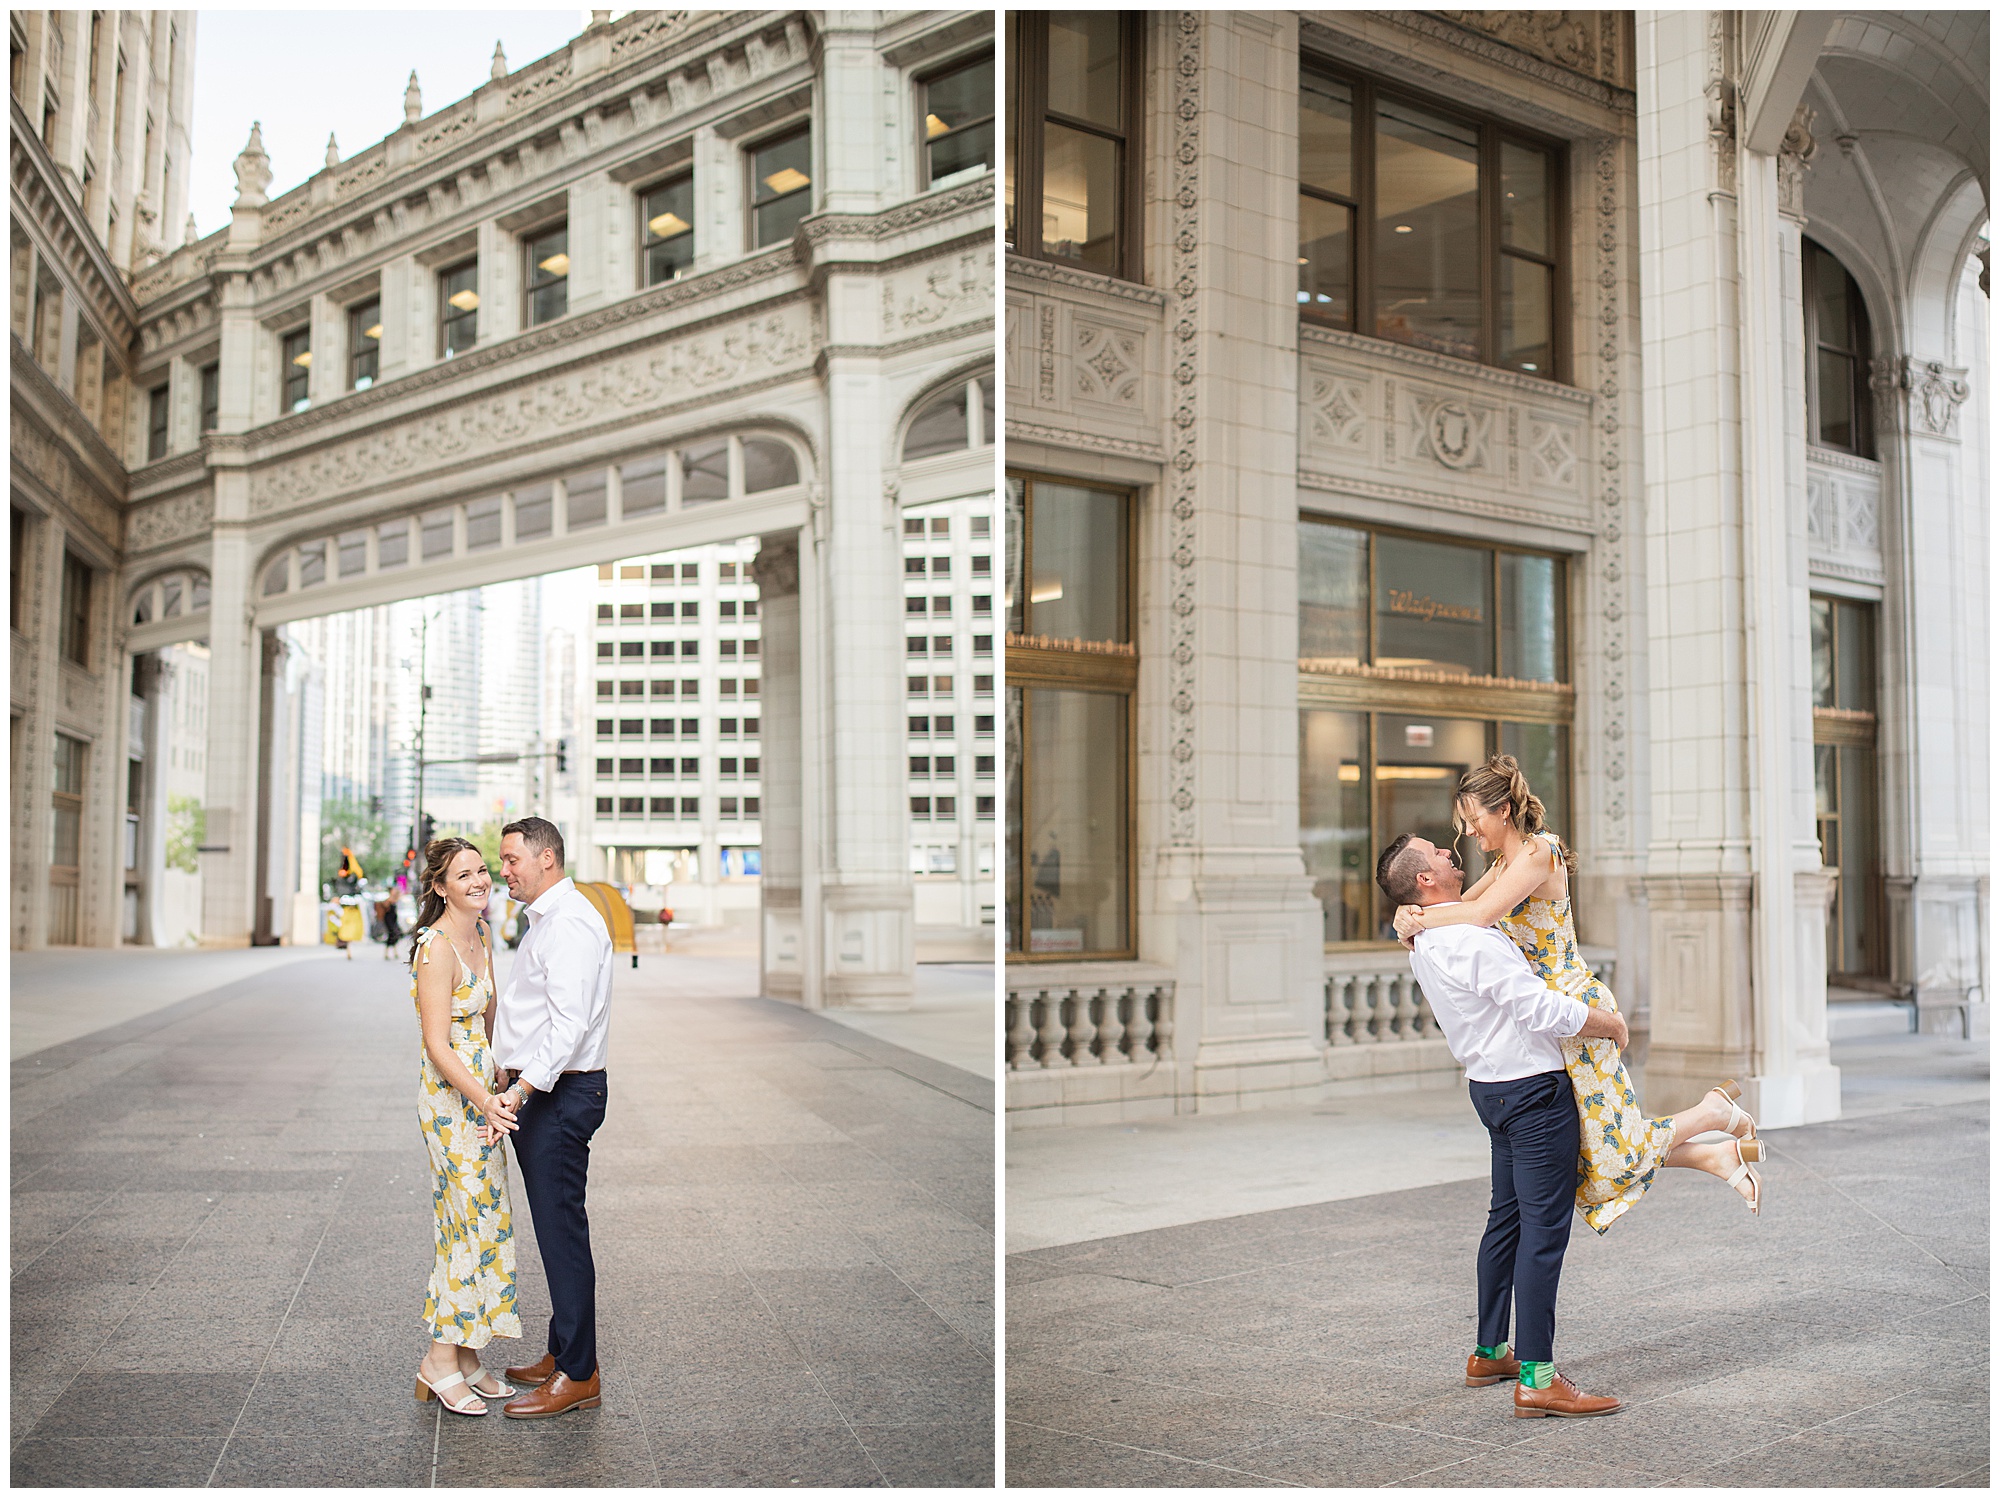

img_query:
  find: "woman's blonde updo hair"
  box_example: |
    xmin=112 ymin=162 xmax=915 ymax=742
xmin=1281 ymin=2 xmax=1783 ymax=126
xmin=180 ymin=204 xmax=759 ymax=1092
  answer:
xmin=1455 ymin=755 xmax=1579 ymax=876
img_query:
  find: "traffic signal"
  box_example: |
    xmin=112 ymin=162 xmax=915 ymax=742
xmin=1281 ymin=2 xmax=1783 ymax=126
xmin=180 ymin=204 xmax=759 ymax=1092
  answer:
xmin=418 ymin=812 xmax=436 ymax=849
xmin=555 ymin=737 xmax=567 ymax=774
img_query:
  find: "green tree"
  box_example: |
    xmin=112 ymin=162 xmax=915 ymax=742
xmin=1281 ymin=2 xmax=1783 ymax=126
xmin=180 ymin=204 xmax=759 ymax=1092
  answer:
xmin=320 ymin=797 xmax=392 ymax=890
xmin=165 ymin=794 xmax=204 ymax=874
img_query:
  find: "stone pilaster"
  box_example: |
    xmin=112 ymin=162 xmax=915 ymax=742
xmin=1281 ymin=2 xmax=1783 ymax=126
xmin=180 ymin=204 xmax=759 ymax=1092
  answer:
xmin=1145 ymin=11 xmax=1325 ymax=1110
xmin=752 ymin=533 xmax=804 ymax=999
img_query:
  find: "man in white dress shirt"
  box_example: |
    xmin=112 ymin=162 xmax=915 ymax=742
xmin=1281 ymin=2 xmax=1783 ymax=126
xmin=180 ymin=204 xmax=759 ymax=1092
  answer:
xmin=1377 ymin=832 xmax=1626 ymax=1420
xmin=487 ymin=817 xmax=613 ymax=1418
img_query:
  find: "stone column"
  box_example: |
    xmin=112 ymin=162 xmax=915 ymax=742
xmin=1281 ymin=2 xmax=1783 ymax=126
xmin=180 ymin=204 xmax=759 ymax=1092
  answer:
xmin=11 ymin=510 xmax=64 ymax=950
xmin=752 ymin=533 xmax=804 ymax=999
xmin=1144 ymin=11 xmax=1325 ymax=1109
xmin=138 ymin=652 xmax=175 ymax=946
xmin=1635 ymin=11 xmax=1837 ymax=1122
xmin=813 ymin=13 xmax=885 ymax=217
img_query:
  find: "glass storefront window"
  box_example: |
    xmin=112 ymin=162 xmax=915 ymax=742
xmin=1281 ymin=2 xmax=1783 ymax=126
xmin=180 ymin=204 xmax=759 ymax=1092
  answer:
xmin=1015 ymin=687 xmax=1128 ymax=955
xmin=1500 ymin=553 xmax=1560 ymax=681
xmin=1300 ymin=709 xmax=1368 ymax=941
xmin=1374 ymin=534 xmax=1492 ymax=676
xmin=1022 ymin=480 xmax=1128 ymax=644
xmin=1499 ymin=721 xmax=1569 ymax=850
xmin=1299 ymin=522 xmax=1367 ymax=663
xmin=1008 ymin=472 xmax=1138 ymax=960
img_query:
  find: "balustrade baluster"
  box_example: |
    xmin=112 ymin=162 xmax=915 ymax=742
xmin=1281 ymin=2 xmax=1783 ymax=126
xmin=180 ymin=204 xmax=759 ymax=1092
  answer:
xmin=1006 ymin=990 xmax=1036 ymax=1069
xmin=1411 ymin=980 xmax=1433 ymax=1037
xmin=1326 ymin=975 xmax=1352 ymax=1045
xmin=1036 ymin=989 xmax=1071 ymax=1069
xmin=1351 ymin=977 xmax=1376 ymax=1043
xmin=1096 ymin=984 xmax=1126 ymax=1064
xmin=1392 ymin=974 xmax=1418 ymax=1039
xmin=1125 ymin=984 xmax=1154 ymax=1062
xmin=1069 ymin=986 xmax=1101 ymax=1066
xmin=1149 ymin=985 xmax=1174 ymax=1059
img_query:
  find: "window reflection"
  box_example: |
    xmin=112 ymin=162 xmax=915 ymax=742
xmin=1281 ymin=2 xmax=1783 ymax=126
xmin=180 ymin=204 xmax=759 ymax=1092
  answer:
xmin=1300 ymin=708 xmax=1369 ymax=941
xmin=1025 ymin=480 xmax=1128 ymax=644
xmin=1019 ymin=687 xmax=1128 ymax=954
xmin=1299 ymin=522 xmax=1367 ymax=663
xmin=1374 ymin=533 xmax=1492 ymax=676
xmin=1374 ymin=99 xmax=1480 ymax=359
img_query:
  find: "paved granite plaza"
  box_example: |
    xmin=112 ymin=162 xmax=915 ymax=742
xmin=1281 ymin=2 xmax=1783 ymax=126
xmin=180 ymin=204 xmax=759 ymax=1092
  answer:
xmin=1008 ymin=1094 xmax=1987 ymax=1487
xmin=11 ymin=945 xmax=993 ymax=1487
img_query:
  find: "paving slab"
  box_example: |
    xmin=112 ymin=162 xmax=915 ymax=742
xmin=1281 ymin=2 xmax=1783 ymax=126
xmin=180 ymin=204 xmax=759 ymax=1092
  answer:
xmin=11 ymin=942 xmax=993 ymax=1487
xmin=1006 ymin=1098 xmax=1988 ymax=1487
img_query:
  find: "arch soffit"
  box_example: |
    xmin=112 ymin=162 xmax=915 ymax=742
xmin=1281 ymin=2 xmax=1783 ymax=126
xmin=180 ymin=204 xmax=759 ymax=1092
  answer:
xmin=124 ymin=561 xmax=212 ymax=603
xmin=1906 ymin=174 xmax=1988 ymax=359
xmin=247 ymin=419 xmax=820 ymax=586
xmin=1819 ymin=12 xmax=1988 ymax=139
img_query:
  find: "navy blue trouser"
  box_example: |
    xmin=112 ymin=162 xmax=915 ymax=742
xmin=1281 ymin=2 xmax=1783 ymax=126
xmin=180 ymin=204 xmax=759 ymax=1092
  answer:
xmin=1467 ymin=1068 xmax=1579 ymax=1363
xmin=510 ymin=1070 xmax=607 ymax=1380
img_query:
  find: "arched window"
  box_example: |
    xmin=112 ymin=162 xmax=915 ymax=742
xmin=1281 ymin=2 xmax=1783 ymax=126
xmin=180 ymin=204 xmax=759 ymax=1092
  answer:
xmin=1804 ymin=239 xmax=1875 ymax=458
xmin=741 ymin=437 xmax=798 ymax=492
xmin=902 ymin=374 xmax=994 ymax=462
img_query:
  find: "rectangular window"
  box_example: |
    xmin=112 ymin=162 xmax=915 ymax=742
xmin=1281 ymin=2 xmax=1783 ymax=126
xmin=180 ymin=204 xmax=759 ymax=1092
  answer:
xmin=1007 ymin=472 xmax=1137 ymax=958
xmin=922 ymin=51 xmax=994 ymax=187
xmin=1810 ymin=592 xmax=1881 ymax=976
xmin=621 ymin=455 xmax=666 ymax=518
xmin=524 ymin=224 xmax=569 ymax=326
xmin=439 ymin=259 xmax=478 ymax=357
xmin=146 ymin=383 xmax=170 ymax=460
xmin=281 ymin=327 xmax=311 ymax=412
xmin=58 ymin=551 xmax=92 ymax=667
xmin=1297 ymin=516 xmax=1571 ymax=942
xmin=1007 ymin=13 xmax=1140 ymax=280
xmin=640 ymin=175 xmax=695 ymax=286
xmin=199 ymin=362 xmax=219 ymax=432
xmin=750 ymin=127 xmax=812 ymax=248
xmin=347 ymin=297 xmax=381 ymax=389
xmin=1298 ymin=59 xmax=1565 ymax=379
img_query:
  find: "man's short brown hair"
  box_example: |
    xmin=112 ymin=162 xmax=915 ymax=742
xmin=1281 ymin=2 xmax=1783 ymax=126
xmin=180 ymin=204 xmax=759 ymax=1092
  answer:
xmin=1375 ymin=832 xmax=1426 ymax=907
xmin=502 ymin=816 xmax=565 ymax=869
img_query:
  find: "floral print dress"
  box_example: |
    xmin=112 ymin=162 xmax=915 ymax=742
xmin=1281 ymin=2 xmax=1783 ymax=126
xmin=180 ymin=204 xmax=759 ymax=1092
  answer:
xmin=413 ymin=926 xmax=520 ymax=1347
xmin=1495 ymin=839 xmax=1676 ymax=1236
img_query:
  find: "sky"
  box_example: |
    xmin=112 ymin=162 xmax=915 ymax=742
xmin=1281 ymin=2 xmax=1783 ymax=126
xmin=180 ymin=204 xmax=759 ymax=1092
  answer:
xmin=186 ymin=10 xmax=593 ymax=241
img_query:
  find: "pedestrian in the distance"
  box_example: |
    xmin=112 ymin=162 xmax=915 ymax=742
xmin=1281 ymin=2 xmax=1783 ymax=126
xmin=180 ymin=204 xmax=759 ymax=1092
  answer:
xmin=409 ymin=837 xmax=522 ymax=1415
xmin=489 ymin=816 xmax=613 ymax=1418
xmin=378 ymin=894 xmax=402 ymax=960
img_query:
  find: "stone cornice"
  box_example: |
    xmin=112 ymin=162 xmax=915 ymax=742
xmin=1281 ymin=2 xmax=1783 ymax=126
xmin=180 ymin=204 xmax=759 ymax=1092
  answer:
xmin=1805 ymin=443 xmax=1882 ymax=476
xmin=241 ymin=245 xmax=803 ymax=448
xmin=799 ymin=176 xmax=995 ymax=248
xmin=1005 ymin=253 xmax=1169 ymax=308
xmin=1300 ymin=14 xmax=1632 ymax=131
xmin=1005 ymin=418 xmax=1165 ymax=465
xmin=1297 ymin=465 xmax=1594 ymax=539
xmin=9 ymin=100 xmax=141 ymax=338
xmin=1299 ymin=322 xmax=1594 ymax=406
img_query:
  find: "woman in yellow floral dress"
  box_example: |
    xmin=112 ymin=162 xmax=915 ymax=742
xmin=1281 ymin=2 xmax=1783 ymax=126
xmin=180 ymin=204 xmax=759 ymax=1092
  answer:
xmin=1394 ymin=757 xmax=1766 ymax=1230
xmin=410 ymin=838 xmax=522 ymax=1415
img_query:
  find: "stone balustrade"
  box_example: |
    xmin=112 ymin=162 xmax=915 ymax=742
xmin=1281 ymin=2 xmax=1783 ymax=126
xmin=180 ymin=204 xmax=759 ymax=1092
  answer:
xmin=1006 ymin=967 xmax=1174 ymax=1071
xmin=1324 ymin=961 xmax=1436 ymax=1045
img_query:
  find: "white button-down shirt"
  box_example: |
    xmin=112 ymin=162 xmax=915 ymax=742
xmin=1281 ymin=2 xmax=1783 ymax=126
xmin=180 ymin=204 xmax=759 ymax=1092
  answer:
xmin=1408 ymin=910 xmax=1591 ymax=1083
xmin=494 ymin=876 xmax=613 ymax=1093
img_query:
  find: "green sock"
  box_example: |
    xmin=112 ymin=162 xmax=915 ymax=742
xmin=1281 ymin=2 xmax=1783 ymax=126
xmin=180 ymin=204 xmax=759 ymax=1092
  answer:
xmin=1518 ymin=1360 xmax=1554 ymax=1389
xmin=1475 ymin=1342 xmax=1510 ymax=1361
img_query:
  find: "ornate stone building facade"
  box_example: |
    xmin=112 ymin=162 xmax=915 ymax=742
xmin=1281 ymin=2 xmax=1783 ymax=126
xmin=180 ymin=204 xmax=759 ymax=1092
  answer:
xmin=1004 ymin=10 xmax=1985 ymax=1126
xmin=12 ymin=11 xmax=197 ymax=948
xmin=12 ymin=10 xmax=996 ymax=1017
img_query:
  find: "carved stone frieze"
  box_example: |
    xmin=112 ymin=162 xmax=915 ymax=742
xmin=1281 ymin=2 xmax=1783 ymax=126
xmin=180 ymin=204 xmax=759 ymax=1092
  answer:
xmin=1073 ymin=320 xmax=1143 ymax=406
xmin=879 ymin=247 xmax=994 ymax=336
xmin=1304 ymin=371 xmax=1371 ymax=453
xmin=127 ymin=492 xmax=218 ymax=554
xmin=249 ymin=307 xmax=815 ymax=513
xmin=1806 ymin=449 xmax=1884 ymax=584
xmin=9 ymin=404 xmax=122 ymax=548
xmin=1434 ymin=11 xmax=1609 ymax=84
xmin=798 ymin=177 xmax=994 ymax=249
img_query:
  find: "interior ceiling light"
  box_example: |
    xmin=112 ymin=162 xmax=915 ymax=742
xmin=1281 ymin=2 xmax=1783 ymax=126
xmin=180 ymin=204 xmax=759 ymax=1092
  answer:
xmin=925 ymin=112 xmax=949 ymax=138
xmin=647 ymin=211 xmax=690 ymax=239
xmin=291 ymin=349 xmax=312 ymax=367
xmin=538 ymin=252 xmax=570 ymax=276
xmin=762 ymin=166 xmax=810 ymax=195
xmin=1030 ymin=581 xmax=1063 ymax=604
xmin=1394 ymin=224 xmax=1413 ymax=233
xmin=363 ymin=323 xmax=383 ymax=340
xmin=448 ymin=288 xmax=480 ymax=311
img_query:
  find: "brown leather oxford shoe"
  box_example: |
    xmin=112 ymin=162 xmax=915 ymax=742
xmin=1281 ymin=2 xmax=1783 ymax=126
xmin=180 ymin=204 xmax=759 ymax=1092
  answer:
xmin=504 ymin=1352 xmax=557 ymax=1386
xmin=503 ymin=1367 xmax=601 ymax=1419
xmin=1465 ymin=1349 xmax=1521 ymax=1386
xmin=1514 ymin=1371 xmax=1621 ymax=1418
